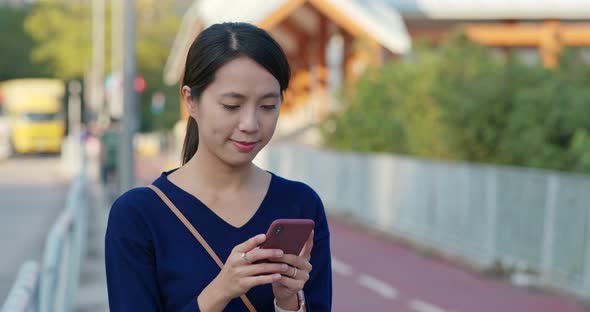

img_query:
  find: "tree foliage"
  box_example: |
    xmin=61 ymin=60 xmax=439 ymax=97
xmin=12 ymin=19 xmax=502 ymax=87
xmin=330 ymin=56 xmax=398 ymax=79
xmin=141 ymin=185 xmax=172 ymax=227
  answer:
xmin=322 ymin=31 xmax=590 ymax=173
xmin=0 ymin=5 xmax=51 ymax=81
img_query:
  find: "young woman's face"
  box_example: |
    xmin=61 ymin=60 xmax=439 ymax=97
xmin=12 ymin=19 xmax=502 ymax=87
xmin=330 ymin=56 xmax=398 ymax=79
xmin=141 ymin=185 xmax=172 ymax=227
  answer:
xmin=185 ymin=56 xmax=282 ymax=167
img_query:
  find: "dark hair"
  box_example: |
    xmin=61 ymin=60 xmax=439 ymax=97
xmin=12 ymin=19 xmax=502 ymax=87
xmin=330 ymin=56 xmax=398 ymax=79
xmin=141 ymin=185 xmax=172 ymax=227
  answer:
xmin=181 ymin=22 xmax=291 ymax=165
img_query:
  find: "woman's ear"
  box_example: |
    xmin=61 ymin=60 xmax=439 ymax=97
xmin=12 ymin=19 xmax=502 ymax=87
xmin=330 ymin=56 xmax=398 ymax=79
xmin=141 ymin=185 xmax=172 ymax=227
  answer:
xmin=181 ymin=86 xmax=198 ymax=118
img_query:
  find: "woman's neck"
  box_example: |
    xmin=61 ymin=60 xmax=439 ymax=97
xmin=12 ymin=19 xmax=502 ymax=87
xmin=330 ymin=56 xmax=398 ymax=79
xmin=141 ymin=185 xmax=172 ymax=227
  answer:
xmin=180 ymin=147 xmax=257 ymax=193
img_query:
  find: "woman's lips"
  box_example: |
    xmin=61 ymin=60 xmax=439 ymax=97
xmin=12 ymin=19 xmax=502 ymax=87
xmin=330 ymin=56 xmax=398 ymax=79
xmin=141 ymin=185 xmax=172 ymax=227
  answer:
xmin=232 ymin=140 xmax=258 ymax=152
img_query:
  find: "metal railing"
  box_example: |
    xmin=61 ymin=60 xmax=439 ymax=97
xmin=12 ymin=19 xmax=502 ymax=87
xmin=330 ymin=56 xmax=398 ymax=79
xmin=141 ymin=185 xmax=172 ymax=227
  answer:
xmin=1 ymin=262 xmax=39 ymax=312
xmin=2 ymin=157 xmax=88 ymax=312
xmin=39 ymin=170 xmax=88 ymax=312
xmin=255 ymin=143 xmax=590 ymax=299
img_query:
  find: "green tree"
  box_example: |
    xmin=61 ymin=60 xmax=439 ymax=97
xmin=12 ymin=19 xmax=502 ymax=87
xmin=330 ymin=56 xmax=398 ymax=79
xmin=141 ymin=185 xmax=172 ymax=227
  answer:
xmin=322 ymin=40 xmax=452 ymax=158
xmin=0 ymin=5 xmax=51 ymax=81
xmin=24 ymin=1 xmax=91 ymax=79
xmin=322 ymin=30 xmax=590 ymax=173
xmin=433 ymin=32 xmax=511 ymax=163
xmin=499 ymin=50 xmax=590 ymax=171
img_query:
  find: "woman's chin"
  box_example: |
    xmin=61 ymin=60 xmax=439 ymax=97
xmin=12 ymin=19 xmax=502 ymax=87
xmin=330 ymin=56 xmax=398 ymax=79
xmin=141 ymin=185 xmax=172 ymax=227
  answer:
xmin=222 ymin=152 xmax=258 ymax=168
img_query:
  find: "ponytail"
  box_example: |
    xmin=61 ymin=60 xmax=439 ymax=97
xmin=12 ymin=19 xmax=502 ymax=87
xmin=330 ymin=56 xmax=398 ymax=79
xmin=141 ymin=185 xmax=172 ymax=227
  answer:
xmin=181 ymin=117 xmax=199 ymax=165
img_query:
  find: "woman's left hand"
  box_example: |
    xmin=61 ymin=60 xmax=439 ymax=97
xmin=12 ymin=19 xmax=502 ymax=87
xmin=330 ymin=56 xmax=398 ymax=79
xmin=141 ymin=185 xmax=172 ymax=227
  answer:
xmin=272 ymin=231 xmax=314 ymax=307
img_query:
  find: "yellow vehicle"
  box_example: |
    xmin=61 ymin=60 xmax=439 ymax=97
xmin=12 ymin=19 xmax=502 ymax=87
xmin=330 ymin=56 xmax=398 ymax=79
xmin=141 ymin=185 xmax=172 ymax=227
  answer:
xmin=0 ymin=78 xmax=66 ymax=154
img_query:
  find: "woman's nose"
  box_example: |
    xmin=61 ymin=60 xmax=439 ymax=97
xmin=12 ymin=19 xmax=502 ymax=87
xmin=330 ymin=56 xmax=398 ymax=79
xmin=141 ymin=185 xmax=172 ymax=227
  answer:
xmin=238 ymin=109 xmax=260 ymax=133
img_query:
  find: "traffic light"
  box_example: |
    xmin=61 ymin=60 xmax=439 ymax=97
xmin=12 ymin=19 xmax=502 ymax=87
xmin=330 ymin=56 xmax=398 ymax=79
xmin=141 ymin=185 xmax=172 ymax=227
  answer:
xmin=134 ymin=75 xmax=147 ymax=93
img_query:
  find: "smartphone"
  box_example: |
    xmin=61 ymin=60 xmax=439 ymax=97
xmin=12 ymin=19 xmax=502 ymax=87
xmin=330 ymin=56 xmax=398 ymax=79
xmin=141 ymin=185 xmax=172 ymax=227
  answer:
xmin=256 ymin=219 xmax=315 ymax=261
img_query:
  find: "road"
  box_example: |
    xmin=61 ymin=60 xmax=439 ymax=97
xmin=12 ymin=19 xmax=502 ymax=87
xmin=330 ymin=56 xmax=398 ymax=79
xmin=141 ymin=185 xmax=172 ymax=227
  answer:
xmin=0 ymin=155 xmax=69 ymax=302
xmin=330 ymin=218 xmax=588 ymax=311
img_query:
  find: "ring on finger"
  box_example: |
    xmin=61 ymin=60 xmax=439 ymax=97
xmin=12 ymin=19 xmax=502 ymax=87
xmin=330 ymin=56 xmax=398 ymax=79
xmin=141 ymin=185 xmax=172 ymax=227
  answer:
xmin=241 ymin=252 xmax=251 ymax=263
xmin=291 ymin=267 xmax=298 ymax=278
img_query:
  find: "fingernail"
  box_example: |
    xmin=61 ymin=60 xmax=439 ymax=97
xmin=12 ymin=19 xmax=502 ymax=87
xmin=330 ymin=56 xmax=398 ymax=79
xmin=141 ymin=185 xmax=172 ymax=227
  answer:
xmin=282 ymin=264 xmax=288 ymax=271
xmin=274 ymin=274 xmax=282 ymax=281
xmin=276 ymin=250 xmax=283 ymax=257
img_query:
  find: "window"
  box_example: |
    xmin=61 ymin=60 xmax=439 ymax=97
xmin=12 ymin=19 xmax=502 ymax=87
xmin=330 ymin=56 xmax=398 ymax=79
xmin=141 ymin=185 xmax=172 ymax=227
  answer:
xmin=20 ymin=112 xmax=62 ymax=122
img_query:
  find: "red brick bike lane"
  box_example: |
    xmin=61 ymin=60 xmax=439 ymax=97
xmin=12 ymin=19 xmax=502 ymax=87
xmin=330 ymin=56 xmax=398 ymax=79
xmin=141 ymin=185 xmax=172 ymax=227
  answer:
xmin=329 ymin=217 xmax=588 ymax=312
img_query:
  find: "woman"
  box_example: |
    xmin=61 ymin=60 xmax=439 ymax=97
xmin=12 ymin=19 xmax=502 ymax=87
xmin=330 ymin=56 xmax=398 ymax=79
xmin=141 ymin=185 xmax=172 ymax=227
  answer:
xmin=105 ymin=22 xmax=332 ymax=311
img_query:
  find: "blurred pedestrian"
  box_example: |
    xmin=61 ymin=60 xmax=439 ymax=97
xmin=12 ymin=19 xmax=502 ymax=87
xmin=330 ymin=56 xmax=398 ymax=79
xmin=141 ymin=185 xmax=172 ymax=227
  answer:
xmin=105 ymin=22 xmax=332 ymax=311
xmin=100 ymin=118 xmax=119 ymax=189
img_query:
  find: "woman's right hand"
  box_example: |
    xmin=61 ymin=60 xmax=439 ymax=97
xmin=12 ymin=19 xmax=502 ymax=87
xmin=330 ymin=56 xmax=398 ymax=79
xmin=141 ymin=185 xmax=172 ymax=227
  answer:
xmin=198 ymin=234 xmax=289 ymax=311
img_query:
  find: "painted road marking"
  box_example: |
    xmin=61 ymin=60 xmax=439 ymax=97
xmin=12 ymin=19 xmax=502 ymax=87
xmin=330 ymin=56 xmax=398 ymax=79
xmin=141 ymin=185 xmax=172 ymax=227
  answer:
xmin=357 ymin=273 xmax=399 ymax=299
xmin=409 ymin=299 xmax=447 ymax=312
xmin=331 ymin=257 xmax=354 ymax=276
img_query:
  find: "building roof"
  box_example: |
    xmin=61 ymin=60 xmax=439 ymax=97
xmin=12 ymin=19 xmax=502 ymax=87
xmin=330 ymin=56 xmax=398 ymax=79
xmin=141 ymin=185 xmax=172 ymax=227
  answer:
xmin=385 ymin=0 xmax=590 ymax=19
xmin=163 ymin=0 xmax=411 ymax=85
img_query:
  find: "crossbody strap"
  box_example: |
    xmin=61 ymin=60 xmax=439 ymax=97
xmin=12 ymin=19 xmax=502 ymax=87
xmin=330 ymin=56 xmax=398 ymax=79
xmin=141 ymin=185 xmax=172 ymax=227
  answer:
xmin=147 ymin=184 xmax=257 ymax=312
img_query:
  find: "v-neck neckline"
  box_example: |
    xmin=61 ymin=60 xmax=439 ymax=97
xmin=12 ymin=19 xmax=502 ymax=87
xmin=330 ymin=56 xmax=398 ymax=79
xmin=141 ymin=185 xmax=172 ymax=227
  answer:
xmin=160 ymin=170 xmax=275 ymax=230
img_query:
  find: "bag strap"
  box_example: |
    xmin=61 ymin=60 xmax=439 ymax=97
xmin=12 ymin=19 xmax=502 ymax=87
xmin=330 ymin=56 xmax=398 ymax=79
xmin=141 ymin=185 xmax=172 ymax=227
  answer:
xmin=147 ymin=184 xmax=257 ymax=312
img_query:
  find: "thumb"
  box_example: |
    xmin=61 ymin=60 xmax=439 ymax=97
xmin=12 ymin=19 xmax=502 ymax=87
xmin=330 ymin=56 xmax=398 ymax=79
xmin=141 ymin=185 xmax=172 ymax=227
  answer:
xmin=299 ymin=230 xmax=314 ymax=260
xmin=235 ymin=233 xmax=266 ymax=253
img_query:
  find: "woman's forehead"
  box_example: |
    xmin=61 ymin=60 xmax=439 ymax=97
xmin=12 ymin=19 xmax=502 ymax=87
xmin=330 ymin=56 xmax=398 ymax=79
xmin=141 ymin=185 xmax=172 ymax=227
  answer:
xmin=210 ymin=57 xmax=280 ymax=94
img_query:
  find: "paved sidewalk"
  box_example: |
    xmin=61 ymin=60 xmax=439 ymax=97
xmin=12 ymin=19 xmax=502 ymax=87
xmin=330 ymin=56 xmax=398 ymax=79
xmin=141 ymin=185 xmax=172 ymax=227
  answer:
xmin=73 ymin=155 xmax=168 ymax=312
xmin=73 ymin=177 xmax=109 ymax=312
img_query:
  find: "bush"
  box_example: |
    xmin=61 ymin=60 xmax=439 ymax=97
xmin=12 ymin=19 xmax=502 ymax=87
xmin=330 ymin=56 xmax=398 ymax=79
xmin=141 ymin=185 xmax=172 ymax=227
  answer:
xmin=321 ymin=31 xmax=590 ymax=173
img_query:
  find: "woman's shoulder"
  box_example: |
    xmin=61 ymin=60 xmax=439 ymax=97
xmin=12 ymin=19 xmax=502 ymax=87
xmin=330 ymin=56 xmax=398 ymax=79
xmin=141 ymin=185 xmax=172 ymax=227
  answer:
xmin=269 ymin=173 xmax=325 ymax=218
xmin=107 ymin=187 xmax=160 ymax=236
xmin=269 ymin=172 xmax=330 ymax=238
xmin=270 ymin=172 xmax=321 ymax=200
xmin=111 ymin=186 xmax=158 ymax=213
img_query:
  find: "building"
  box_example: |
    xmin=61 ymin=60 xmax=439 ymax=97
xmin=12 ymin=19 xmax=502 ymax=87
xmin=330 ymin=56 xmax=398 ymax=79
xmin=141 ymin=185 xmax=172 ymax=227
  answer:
xmin=163 ymin=0 xmax=411 ymax=140
xmin=390 ymin=0 xmax=590 ymax=68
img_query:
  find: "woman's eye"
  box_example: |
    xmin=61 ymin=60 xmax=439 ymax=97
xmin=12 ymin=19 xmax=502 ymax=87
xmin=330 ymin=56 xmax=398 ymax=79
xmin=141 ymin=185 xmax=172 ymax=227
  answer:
xmin=222 ymin=104 xmax=239 ymax=110
xmin=262 ymin=104 xmax=277 ymax=110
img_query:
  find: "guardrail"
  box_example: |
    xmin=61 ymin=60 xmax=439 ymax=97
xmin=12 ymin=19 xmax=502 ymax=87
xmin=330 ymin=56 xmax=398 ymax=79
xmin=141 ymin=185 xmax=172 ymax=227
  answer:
xmin=1 ymin=154 xmax=88 ymax=312
xmin=39 ymin=170 xmax=88 ymax=312
xmin=0 ymin=262 xmax=39 ymax=312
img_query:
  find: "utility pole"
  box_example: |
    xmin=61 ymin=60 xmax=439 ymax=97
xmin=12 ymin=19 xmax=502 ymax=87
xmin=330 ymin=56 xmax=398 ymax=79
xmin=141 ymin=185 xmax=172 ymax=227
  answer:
xmin=110 ymin=0 xmax=123 ymax=119
xmin=68 ymin=81 xmax=82 ymax=139
xmin=119 ymin=0 xmax=137 ymax=193
xmin=91 ymin=0 xmax=105 ymax=121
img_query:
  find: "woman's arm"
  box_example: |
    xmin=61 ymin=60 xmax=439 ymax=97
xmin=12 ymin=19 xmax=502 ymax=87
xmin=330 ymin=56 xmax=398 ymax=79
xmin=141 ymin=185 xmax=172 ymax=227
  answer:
xmin=105 ymin=231 xmax=165 ymax=310
xmin=303 ymin=192 xmax=333 ymax=311
xmin=105 ymin=194 xmax=201 ymax=311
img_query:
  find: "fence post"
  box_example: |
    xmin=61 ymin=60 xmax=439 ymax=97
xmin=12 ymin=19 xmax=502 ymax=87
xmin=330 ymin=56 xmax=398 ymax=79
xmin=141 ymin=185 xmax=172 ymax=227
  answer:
xmin=39 ymin=221 xmax=64 ymax=312
xmin=541 ymin=175 xmax=558 ymax=283
xmin=54 ymin=232 xmax=72 ymax=312
xmin=65 ymin=180 xmax=86 ymax=312
xmin=373 ymin=155 xmax=394 ymax=231
xmin=485 ymin=168 xmax=498 ymax=266
xmin=583 ymin=182 xmax=590 ymax=294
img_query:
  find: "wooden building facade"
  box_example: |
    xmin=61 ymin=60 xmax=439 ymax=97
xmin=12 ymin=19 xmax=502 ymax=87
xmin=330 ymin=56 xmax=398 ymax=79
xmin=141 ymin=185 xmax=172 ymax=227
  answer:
xmin=164 ymin=0 xmax=411 ymax=130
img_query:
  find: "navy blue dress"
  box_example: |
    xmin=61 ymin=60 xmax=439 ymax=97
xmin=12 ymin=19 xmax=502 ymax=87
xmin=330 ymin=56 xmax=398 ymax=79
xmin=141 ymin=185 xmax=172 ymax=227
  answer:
xmin=105 ymin=170 xmax=332 ymax=311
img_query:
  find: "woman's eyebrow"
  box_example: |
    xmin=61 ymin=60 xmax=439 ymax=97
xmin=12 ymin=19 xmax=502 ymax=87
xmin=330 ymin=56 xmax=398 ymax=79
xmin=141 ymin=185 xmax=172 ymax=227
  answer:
xmin=220 ymin=92 xmax=280 ymax=100
xmin=259 ymin=92 xmax=280 ymax=100
xmin=220 ymin=92 xmax=246 ymax=99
